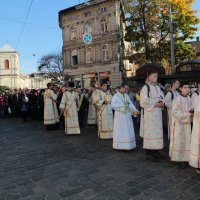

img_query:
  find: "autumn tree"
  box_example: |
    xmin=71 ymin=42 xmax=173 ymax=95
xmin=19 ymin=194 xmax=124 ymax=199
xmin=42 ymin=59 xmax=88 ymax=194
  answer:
xmin=37 ymin=52 xmax=64 ymax=83
xmin=124 ymin=0 xmax=199 ymax=69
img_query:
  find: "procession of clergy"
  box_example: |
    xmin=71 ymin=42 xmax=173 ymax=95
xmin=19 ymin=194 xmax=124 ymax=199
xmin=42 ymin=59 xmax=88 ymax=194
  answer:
xmin=43 ymin=71 xmax=200 ymax=173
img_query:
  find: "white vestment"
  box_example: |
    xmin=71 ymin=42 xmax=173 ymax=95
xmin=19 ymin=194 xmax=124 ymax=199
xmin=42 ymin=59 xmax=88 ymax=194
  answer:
xmin=140 ymin=84 xmax=164 ymax=150
xmin=169 ymin=95 xmax=192 ymax=162
xmin=189 ymin=95 xmax=200 ymax=168
xmin=87 ymin=97 xmax=96 ymax=125
xmin=60 ymin=91 xmax=80 ymax=135
xmin=164 ymin=90 xmax=179 ymax=139
xmin=44 ymin=89 xmax=59 ymax=125
xmin=111 ymin=92 xmax=138 ymax=150
xmin=191 ymin=91 xmax=199 ymax=107
xmin=93 ymin=89 xmax=113 ymax=139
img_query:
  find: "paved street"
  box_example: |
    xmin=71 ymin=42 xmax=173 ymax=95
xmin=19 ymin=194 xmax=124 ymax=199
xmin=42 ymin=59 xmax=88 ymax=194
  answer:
xmin=0 ymin=118 xmax=200 ymax=200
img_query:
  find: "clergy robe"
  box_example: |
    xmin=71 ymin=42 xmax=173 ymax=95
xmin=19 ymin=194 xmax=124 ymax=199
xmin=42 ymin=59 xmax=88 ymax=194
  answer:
xmin=44 ymin=89 xmax=59 ymax=125
xmin=93 ymin=89 xmax=113 ymax=139
xmin=191 ymin=91 xmax=199 ymax=108
xmin=87 ymin=91 xmax=96 ymax=125
xmin=164 ymin=90 xmax=179 ymax=139
xmin=111 ymin=92 xmax=138 ymax=150
xmin=59 ymin=91 xmax=80 ymax=135
xmin=169 ymin=95 xmax=192 ymax=162
xmin=139 ymin=110 xmax=144 ymax=138
xmin=140 ymin=83 xmax=164 ymax=150
xmin=189 ymin=95 xmax=200 ymax=168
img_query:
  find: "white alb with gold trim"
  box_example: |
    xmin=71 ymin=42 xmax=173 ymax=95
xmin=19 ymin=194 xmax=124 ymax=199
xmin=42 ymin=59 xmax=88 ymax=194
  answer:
xmin=111 ymin=92 xmax=138 ymax=150
xmin=60 ymin=91 xmax=80 ymax=135
xmin=170 ymin=95 xmax=192 ymax=162
xmin=44 ymin=89 xmax=59 ymax=125
xmin=189 ymin=95 xmax=200 ymax=168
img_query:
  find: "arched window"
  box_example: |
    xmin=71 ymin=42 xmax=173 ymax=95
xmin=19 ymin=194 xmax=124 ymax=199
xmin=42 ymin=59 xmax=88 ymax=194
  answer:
xmin=4 ymin=60 xmax=9 ymax=69
xmin=102 ymin=44 xmax=109 ymax=61
xmin=71 ymin=50 xmax=78 ymax=65
xmin=70 ymin=26 xmax=77 ymax=40
xmin=86 ymin=47 xmax=93 ymax=63
xmin=101 ymin=18 xmax=107 ymax=33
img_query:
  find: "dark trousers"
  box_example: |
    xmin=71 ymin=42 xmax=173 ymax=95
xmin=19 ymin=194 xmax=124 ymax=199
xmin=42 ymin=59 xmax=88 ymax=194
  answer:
xmin=145 ymin=149 xmax=160 ymax=156
xmin=21 ymin=111 xmax=28 ymax=122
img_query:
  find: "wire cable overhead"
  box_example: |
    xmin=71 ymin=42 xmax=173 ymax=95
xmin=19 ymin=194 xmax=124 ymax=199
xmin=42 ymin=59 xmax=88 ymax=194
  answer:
xmin=15 ymin=0 xmax=34 ymax=48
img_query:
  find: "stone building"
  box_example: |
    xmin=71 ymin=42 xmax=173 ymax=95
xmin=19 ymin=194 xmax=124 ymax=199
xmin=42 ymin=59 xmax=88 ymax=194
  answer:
xmin=59 ymin=0 xmax=132 ymax=88
xmin=186 ymin=36 xmax=200 ymax=59
xmin=0 ymin=44 xmax=51 ymax=89
xmin=0 ymin=44 xmax=29 ymax=89
xmin=29 ymin=73 xmax=52 ymax=89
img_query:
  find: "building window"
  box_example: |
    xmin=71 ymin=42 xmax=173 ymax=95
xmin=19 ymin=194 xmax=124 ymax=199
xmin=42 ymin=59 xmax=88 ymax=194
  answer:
xmin=102 ymin=44 xmax=109 ymax=61
xmin=101 ymin=7 xmax=107 ymax=12
xmin=86 ymin=47 xmax=93 ymax=63
xmin=85 ymin=12 xmax=91 ymax=17
xmin=84 ymin=22 xmax=92 ymax=34
xmin=71 ymin=50 xmax=78 ymax=66
xmin=70 ymin=26 xmax=77 ymax=40
xmin=101 ymin=18 xmax=107 ymax=33
xmin=4 ymin=60 xmax=9 ymax=69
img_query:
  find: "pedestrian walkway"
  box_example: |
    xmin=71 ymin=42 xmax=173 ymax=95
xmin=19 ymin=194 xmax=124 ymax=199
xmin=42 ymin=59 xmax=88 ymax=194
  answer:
xmin=0 ymin=118 xmax=200 ymax=200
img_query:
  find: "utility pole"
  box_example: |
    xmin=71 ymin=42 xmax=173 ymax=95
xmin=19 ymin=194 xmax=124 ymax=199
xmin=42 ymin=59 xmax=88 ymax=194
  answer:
xmin=168 ymin=3 xmax=175 ymax=74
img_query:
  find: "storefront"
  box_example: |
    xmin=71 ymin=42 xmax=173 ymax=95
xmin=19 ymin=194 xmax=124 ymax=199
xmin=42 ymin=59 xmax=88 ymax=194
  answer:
xmin=73 ymin=71 xmax=111 ymax=89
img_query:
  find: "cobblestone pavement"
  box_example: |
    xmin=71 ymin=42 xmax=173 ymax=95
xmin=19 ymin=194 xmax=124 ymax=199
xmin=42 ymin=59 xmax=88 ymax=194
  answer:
xmin=0 ymin=118 xmax=200 ymax=200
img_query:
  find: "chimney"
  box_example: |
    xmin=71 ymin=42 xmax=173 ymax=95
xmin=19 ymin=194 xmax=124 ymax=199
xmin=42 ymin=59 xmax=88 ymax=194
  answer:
xmin=196 ymin=36 xmax=199 ymax=42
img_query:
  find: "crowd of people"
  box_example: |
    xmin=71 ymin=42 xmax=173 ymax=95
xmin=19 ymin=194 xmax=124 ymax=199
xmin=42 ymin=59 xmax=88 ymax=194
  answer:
xmin=1 ymin=72 xmax=200 ymax=173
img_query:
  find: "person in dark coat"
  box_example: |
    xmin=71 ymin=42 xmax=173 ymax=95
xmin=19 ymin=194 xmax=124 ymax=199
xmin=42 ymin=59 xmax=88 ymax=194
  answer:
xmin=76 ymin=87 xmax=89 ymax=127
xmin=20 ymin=94 xmax=29 ymax=122
xmin=37 ymin=89 xmax=45 ymax=121
xmin=11 ymin=90 xmax=21 ymax=117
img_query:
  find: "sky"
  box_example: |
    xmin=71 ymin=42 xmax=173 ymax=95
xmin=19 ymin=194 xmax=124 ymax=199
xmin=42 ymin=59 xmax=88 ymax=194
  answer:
xmin=0 ymin=0 xmax=200 ymax=74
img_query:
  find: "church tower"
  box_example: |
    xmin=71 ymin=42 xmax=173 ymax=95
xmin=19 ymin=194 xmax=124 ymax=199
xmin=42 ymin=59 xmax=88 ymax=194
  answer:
xmin=0 ymin=44 xmax=20 ymax=88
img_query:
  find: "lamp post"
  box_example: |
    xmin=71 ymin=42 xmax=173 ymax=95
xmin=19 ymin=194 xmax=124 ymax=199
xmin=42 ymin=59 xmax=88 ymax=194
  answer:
xmin=168 ymin=3 xmax=175 ymax=74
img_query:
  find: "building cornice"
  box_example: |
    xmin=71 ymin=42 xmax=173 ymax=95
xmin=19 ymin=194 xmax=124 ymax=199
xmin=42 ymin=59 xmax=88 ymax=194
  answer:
xmin=58 ymin=0 xmax=117 ymax=28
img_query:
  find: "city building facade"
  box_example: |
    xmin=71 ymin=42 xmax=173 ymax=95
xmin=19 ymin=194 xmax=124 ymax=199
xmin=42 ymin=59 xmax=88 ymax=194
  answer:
xmin=59 ymin=0 xmax=133 ymax=88
xmin=0 ymin=44 xmax=51 ymax=89
xmin=0 ymin=44 xmax=29 ymax=89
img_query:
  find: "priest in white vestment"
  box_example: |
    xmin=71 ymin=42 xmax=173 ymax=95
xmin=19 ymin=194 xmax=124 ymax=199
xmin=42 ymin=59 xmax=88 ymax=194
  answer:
xmin=164 ymin=80 xmax=180 ymax=139
xmin=140 ymin=72 xmax=164 ymax=162
xmin=60 ymin=82 xmax=80 ymax=135
xmin=111 ymin=83 xmax=139 ymax=150
xmin=92 ymin=80 xmax=113 ymax=139
xmin=170 ymin=82 xmax=193 ymax=162
xmin=189 ymin=94 xmax=200 ymax=170
xmin=44 ymin=83 xmax=59 ymax=129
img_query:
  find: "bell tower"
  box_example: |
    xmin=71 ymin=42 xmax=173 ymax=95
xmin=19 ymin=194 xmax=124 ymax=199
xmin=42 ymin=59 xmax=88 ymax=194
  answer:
xmin=0 ymin=44 xmax=20 ymax=88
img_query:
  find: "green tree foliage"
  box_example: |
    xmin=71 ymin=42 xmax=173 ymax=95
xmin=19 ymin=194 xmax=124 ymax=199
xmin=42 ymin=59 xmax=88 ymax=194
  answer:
xmin=0 ymin=86 xmax=9 ymax=93
xmin=124 ymin=0 xmax=199 ymax=68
